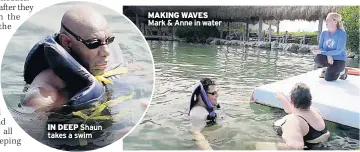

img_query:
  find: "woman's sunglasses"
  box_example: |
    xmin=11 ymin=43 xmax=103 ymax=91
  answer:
xmin=61 ymin=23 xmax=115 ymax=49
xmin=207 ymin=91 xmax=218 ymax=95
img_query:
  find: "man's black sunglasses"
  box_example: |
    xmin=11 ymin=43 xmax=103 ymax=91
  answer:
xmin=61 ymin=23 xmax=115 ymax=49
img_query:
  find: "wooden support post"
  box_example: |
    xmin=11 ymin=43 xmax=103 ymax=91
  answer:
xmin=172 ymin=26 xmax=176 ymax=41
xmin=143 ymin=22 xmax=146 ymax=34
xmin=140 ymin=22 xmax=143 ymax=34
xmin=258 ymin=17 xmax=263 ymax=41
xmin=268 ymin=24 xmax=272 ymax=42
xmin=246 ymin=20 xmax=249 ymax=41
xmin=136 ymin=13 xmax=139 ymax=29
xmin=220 ymin=22 xmax=224 ymax=39
xmin=227 ymin=21 xmax=230 ymax=39
xmin=158 ymin=26 xmax=161 ymax=36
xmin=318 ymin=16 xmax=323 ymax=42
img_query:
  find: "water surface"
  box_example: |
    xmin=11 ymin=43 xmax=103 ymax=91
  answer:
xmin=124 ymin=40 xmax=359 ymax=150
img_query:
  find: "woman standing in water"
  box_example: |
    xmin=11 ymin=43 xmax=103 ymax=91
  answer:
xmin=271 ymin=83 xmax=330 ymax=150
xmin=312 ymin=12 xmax=348 ymax=81
xmin=189 ymin=78 xmax=219 ymax=150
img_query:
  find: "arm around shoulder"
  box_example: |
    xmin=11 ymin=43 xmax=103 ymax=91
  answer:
xmin=22 ymin=69 xmax=68 ymax=112
xmin=22 ymin=86 xmax=65 ymax=112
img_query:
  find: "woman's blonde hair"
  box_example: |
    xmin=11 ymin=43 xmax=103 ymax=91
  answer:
xmin=327 ymin=12 xmax=345 ymax=30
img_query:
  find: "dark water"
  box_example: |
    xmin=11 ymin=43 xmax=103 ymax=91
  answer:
xmin=123 ymin=40 xmax=359 ymax=150
xmin=1 ymin=2 xmax=153 ymax=151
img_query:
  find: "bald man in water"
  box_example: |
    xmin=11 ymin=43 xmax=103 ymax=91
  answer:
xmin=23 ymin=5 xmax=114 ymax=112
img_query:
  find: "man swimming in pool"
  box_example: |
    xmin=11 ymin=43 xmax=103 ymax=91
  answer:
xmin=189 ymin=78 xmax=220 ymax=150
xmin=21 ymin=5 xmax=136 ymax=112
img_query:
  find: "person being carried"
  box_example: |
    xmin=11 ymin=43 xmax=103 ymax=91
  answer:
xmin=270 ymin=83 xmax=330 ymax=150
xmin=188 ymin=78 xmax=220 ymax=150
xmin=311 ymin=12 xmax=348 ymax=81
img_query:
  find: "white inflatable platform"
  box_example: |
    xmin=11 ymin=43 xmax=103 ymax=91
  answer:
xmin=252 ymin=69 xmax=360 ymax=129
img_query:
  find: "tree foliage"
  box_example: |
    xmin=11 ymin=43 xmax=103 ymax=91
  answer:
xmin=176 ymin=26 xmax=220 ymax=43
xmin=338 ymin=6 xmax=360 ymax=53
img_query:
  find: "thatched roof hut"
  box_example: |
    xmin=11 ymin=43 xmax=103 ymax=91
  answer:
xmin=124 ymin=6 xmax=343 ymax=22
xmin=124 ymin=6 xmax=344 ymax=41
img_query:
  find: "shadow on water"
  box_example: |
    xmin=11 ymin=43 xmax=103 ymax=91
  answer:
xmin=124 ymin=40 xmax=359 ymax=150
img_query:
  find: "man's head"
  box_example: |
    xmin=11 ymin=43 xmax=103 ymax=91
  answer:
xmin=59 ymin=5 xmax=114 ymax=76
xmin=200 ymin=78 xmax=218 ymax=105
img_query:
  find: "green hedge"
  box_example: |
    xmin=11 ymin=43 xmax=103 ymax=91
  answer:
xmin=176 ymin=26 xmax=220 ymax=43
xmin=338 ymin=6 xmax=360 ymax=54
xmin=277 ymin=31 xmax=318 ymax=37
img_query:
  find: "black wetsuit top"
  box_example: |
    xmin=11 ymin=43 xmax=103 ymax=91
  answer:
xmin=275 ymin=113 xmax=329 ymax=150
xmin=296 ymin=115 xmax=328 ymax=141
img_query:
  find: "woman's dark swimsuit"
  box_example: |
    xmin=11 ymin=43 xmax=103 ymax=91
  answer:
xmin=297 ymin=115 xmax=328 ymax=141
xmin=274 ymin=112 xmax=329 ymax=150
